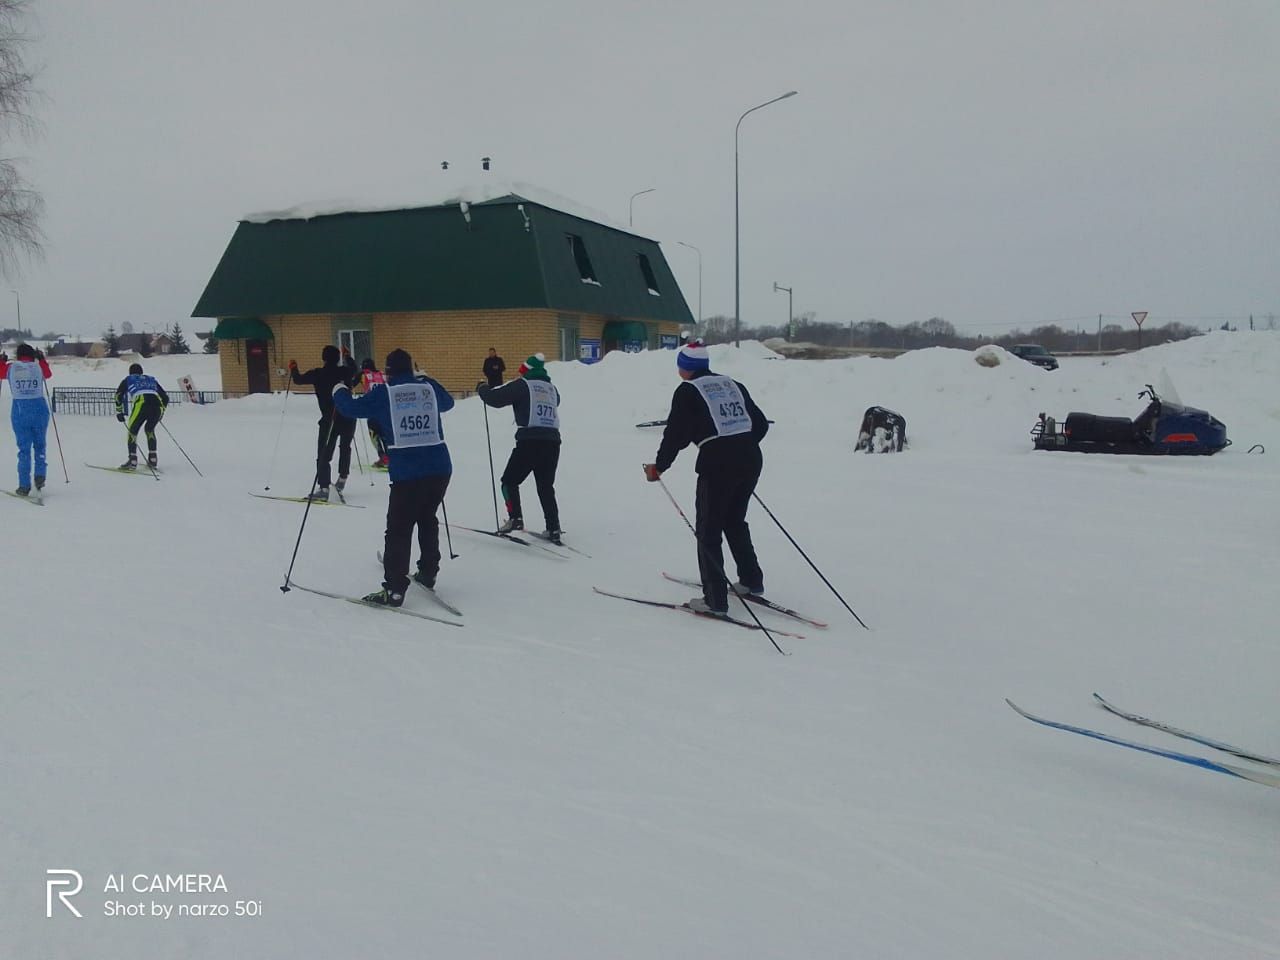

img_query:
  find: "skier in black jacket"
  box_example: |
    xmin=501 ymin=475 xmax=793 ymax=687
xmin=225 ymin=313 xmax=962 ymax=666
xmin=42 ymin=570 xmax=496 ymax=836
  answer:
xmin=288 ymin=345 xmax=359 ymax=501
xmin=643 ymin=340 xmax=769 ymax=616
xmin=477 ymin=352 xmax=562 ymax=543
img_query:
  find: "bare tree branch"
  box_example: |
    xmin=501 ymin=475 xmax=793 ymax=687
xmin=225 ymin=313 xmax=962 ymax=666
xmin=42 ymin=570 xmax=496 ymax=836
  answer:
xmin=0 ymin=0 xmax=42 ymax=276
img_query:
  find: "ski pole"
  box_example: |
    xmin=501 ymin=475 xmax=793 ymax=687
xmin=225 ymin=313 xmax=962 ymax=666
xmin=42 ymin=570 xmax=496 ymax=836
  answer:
xmin=351 ymin=423 xmax=368 ymax=480
xmin=440 ymin=499 xmax=459 ymax=559
xmin=281 ymin=414 xmax=338 ymax=592
xmin=159 ymin=421 xmax=203 ymax=477
xmin=751 ymin=491 xmax=868 ymax=629
xmin=264 ymin=375 xmax=291 ymax=491
xmin=482 ymin=400 xmax=500 ymax=529
xmin=652 ymin=471 xmax=786 ymax=655
xmin=42 ymin=379 xmax=70 ymax=483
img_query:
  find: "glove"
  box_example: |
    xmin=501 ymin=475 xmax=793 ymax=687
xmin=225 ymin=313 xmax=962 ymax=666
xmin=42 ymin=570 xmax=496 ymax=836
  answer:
xmin=116 ymin=412 xmax=125 ymax=422
xmin=341 ymin=345 xmax=350 ymax=357
xmin=288 ymin=360 xmax=298 ymax=370
xmin=35 ymin=349 xmax=45 ymax=361
xmin=642 ymin=463 xmax=662 ymax=482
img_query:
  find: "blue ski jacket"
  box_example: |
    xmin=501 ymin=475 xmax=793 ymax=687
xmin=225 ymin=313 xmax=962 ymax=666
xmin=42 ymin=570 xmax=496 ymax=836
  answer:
xmin=333 ymin=374 xmax=454 ymax=480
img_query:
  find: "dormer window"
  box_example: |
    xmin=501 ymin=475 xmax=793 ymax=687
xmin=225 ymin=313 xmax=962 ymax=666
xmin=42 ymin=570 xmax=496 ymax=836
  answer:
xmin=567 ymin=234 xmax=600 ymax=285
xmin=637 ymin=253 xmax=661 ymax=296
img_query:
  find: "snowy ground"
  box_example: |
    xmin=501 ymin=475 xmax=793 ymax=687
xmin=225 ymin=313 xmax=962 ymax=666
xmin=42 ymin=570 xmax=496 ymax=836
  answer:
xmin=5 ymin=335 xmax=1279 ymax=958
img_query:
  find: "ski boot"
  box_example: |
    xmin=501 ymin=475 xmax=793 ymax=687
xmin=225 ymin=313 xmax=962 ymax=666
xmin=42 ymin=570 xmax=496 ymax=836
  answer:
xmin=307 ymin=487 xmax=330 ymax=502
xmin=730 ymin=581 xmax=765 ymax=597
xmin=686 ymin=597 xmax=728 ymax=618
xmin=544 ymin=528 xmax=563 ymax=546
xmin=14 ymin=485 xmax=30 ymax=497
xmin=361 ymin=587 xmax=404 ymax=608
xmin=497 ymin=516 xmax=524 ymax=534
xmin=147 ymin=453 xmax=158 ymax=469
xmin=412 ymin=569 xmax=436 ymax=590
xmin=34 ymin=475 xmax=45 ymax=491
xmin=120 ymin=456 xmax=138 ymax=471
xmin=334 ymin=475 xmax=347 ymax=494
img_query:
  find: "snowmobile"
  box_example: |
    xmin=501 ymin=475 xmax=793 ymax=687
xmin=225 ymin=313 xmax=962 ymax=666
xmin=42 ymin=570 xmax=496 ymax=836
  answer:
xmin=1031 ymin=384 xmax=1229 ymax=455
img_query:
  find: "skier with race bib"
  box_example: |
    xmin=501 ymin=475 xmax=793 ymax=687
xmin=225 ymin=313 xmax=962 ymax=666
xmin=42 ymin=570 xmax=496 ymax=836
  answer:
xmin=476 ymin=352 xmax=563 ymax=545
xmin=114 ymin=362 xmax=171 ymax=470
xmin=643 ymin=340 xmax=770 ymax=617
xmin=0 ymin=343 xmax=52 ymax=497
xmin=333 ymin=348 xmax=454 ymax=607
xmin=358 ymin=358 xmax=389 ymax=468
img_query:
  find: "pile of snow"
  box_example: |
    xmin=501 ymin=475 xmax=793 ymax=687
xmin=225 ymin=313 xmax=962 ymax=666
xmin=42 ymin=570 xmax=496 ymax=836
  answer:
xmin=5 ymin=332 xmax=1279 ymax=958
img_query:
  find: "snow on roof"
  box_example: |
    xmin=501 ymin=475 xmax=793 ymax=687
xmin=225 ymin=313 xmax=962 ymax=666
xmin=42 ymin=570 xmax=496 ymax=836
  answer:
xmin=242 ymin=180 xmax=647 ymax=237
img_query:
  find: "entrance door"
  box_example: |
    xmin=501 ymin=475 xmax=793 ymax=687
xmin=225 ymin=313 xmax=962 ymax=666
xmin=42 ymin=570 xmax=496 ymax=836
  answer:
xmin=246 ymin=339 xmax=271 ymax=393
xmin=339 ymin=329 xmax=374 ymax=367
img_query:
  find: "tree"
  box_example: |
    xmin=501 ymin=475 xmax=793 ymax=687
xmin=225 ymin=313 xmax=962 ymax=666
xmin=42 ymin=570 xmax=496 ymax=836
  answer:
xmin=0 ymin=1 xmax=42 ymax=277
xmin=103 ymin=323 xmax=119 ymax=357
xmin=203 ymin=334 xmax=219 ymax=354
xmin=168 ymin=322 xmax=191 ymax=354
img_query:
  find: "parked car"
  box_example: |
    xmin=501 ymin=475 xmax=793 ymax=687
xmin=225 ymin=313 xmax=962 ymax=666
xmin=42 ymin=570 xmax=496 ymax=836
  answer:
xmin=1009 ymin=343 xmax=1059 ymax=370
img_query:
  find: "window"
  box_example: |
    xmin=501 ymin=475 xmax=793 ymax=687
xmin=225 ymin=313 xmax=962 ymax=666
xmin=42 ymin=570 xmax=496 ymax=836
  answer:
xmin=338 ymin=329 xmax=373 ymax=366
xmin=567 ymin=234 xmax=600 ymax=285
xmin=637 ymin=253 xmax=661 ymax=296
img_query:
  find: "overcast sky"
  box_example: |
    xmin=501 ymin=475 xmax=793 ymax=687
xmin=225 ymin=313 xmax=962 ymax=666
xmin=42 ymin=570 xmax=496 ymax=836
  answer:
xmin=10 ymin=0 xmax=1279 ymax=339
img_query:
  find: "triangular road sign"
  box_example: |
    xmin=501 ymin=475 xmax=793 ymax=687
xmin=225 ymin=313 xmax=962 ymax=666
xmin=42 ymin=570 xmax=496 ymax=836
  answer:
xmin=1131 ymin=311 xmax=1148 ymax=326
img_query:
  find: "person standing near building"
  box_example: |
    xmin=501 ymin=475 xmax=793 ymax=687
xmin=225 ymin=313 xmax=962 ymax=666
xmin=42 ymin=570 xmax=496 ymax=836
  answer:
xmin=114 ymin=362 xmax=170 ymax=470
xmin=477 ymin=353 xmax=562 ymax=544
xmin=359 ymin=358 xmax=389 ymax=468
xmin=289 ymin=345 xmax=358 ymax=501
xmin=642 ymin=340 xmax=769 ymax=616
xmin=0 ymin=344 xmax=52 ymax=497
xmin=483 ymin=347 xmax=505 ymax=388
xmin=333 ymin=348 xmax=454 ymax=607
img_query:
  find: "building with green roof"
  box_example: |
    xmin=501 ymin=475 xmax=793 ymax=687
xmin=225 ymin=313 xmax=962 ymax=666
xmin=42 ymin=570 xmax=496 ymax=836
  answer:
xmin=192 ymin=192 xmax=693 ymax=394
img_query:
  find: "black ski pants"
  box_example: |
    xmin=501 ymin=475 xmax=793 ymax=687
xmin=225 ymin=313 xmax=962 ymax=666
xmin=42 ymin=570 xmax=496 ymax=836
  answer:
xmin=500 ymin=438 xmax=560 ymax=531
xmin=125 ymin=398 xmax=163 ymax=455
xmin=382 ymin=473 xmax=451 ymax=594
xmin=316 ymin=413 xmax=356 ymax=488
xmin=694 ymin=455 xmax=764 ymax=612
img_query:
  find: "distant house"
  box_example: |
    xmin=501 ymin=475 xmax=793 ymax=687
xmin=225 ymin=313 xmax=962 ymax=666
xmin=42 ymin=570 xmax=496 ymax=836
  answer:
xmin=191 ymin=191 xmax=694 ymax=394
xmin=150 ymin=333 xmax=176 ymax=355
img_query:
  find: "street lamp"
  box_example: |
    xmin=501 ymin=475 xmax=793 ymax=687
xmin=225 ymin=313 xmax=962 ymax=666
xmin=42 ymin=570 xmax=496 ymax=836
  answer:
xmin=629 ymin=188 xmax=655 ymax=228
xmin=676 ymin=241 xmax=702 ymax=329
xmin=735 ymin=90 xmax=797 ymax=347
xmin=773 ymin=282 xmax=793 ymax=341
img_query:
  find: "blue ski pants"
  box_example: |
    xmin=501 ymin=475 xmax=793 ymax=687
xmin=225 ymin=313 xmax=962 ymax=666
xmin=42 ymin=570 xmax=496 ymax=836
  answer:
xmin=11 ymin=398 xmax=49 ymax=488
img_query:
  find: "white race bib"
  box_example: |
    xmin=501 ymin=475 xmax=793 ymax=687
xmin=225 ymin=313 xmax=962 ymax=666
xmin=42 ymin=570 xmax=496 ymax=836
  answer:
xmin=690 ymin=375 xmax=751 ymax=440
xmin=526 ymin=380 xmax=560 ymax=431
xmin=387 ymin=381 xmax=443 ymax=448
xmin=6 ymin=361 xmax=43 ymax=400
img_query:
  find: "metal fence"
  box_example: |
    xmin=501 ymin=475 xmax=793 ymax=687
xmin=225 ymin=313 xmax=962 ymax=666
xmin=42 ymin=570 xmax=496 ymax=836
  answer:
xmin=51 ymin=387 xmax=239 ymax=416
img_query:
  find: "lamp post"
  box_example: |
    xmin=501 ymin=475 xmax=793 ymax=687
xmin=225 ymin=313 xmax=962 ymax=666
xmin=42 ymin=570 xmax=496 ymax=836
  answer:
xmin=773 ymin=282 xmax=793 ymax=341
xmin=629 ymin=188 xmax=655 ymax=228
xmin=735 ymin=90 xmax=797 ymax=347
xmin=676 ymin=241 xmax=702 ymax=329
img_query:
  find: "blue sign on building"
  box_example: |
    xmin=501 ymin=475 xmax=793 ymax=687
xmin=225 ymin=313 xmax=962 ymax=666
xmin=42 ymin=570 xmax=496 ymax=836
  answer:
xmin=659 ymin=334 xmax=680 ymax=350
xmin=578 ymin=338 xmax=601 ymax=364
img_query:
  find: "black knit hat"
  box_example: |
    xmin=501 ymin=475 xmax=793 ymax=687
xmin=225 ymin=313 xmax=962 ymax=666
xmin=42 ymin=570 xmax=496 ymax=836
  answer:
xmin=129 ymin=362 xmax=144 ymax=375
xmin=385 ymin=349 xmax=414 ymax=376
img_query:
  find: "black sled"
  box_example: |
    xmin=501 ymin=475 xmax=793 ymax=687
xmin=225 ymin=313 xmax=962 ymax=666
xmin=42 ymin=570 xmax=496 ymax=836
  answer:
xmin=1031 ymin=385 xmax=1229 ymax=456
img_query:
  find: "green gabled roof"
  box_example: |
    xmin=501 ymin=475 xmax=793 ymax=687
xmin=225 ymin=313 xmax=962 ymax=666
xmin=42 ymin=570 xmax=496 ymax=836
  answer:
xmin=192 ymin=195 xmax=693 ymax=327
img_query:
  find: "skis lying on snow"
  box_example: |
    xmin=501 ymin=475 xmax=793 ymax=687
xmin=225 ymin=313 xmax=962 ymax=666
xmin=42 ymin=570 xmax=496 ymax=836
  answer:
xmin=2 ymin=489 xmax=43 ymax=506
xmin=592 ymin=587 xmax=807 ymax=639
xmin=376 ymin=551 xmax=463 ymax=617
xmin=287 ymin=582 xmax=463 ymax=626
xmin=1006 ymin=700 xmax=1280 ymax=790
xmin=455 ymin=525 xmax=569 ymax=559
xmin=1092 ymin=692 xmax=1280 ymax=769
xmin=248 ymin=492 xmax=365 ymax=509
xmin=660 ymin=573 xmax=827 ymax=628
xmin=85 ymin=462 xmax=160 ymax=477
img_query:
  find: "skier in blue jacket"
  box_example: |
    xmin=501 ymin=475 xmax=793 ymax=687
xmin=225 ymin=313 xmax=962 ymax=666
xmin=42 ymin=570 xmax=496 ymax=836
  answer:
xmin=333 ymin=348 xmax=454 ymax=607
xmin=0 ymin=343 xmax=52 ymax=497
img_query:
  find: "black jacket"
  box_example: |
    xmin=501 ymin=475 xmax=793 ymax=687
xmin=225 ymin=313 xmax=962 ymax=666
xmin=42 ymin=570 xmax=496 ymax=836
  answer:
xmin=655 ymin=369 xmax=768 ymax=474
xmin=477 ymin=376 xmax=561 ymax=443
xmin=292 ymin=358 xmax=358 ymax=418
xmin=483 ymin=355 xmax=506 ymax=387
